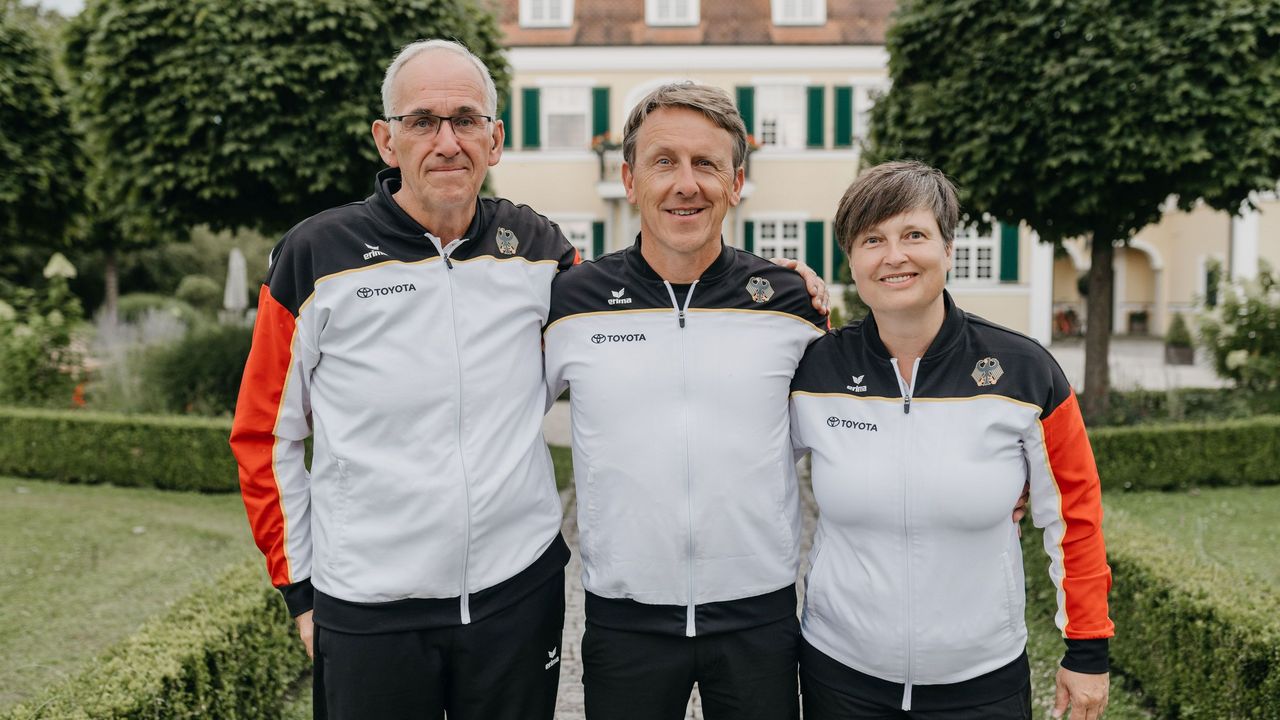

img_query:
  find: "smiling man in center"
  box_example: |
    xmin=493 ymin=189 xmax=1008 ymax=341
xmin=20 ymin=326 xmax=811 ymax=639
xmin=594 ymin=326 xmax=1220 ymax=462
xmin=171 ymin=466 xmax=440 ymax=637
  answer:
xmin=544 ymin=83 xmax=829 ymax=720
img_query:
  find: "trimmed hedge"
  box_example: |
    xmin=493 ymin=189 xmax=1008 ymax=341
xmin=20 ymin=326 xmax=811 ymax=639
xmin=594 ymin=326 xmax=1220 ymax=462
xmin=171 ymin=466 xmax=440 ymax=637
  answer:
xmin=2 ymin=559 xmax=308 ymax=720
xmin=1024 ymin=511 xmax=1280 ymax=719
xmin=0 ymin=407 xmax=237 ymax=492
xmin=1091 ymin=415 xmax=1280 ymax=492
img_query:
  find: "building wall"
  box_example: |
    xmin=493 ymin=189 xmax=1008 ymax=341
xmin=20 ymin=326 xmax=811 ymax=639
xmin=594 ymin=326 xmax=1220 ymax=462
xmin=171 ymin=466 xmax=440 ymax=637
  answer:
xmin=1258 ymin=198 xmax=1280 ymax=273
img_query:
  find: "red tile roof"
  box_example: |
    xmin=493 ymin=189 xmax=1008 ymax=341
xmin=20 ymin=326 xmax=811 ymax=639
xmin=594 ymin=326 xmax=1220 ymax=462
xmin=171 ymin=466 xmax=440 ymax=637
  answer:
xmin=494 ymin=0 xmax=895 ymax=46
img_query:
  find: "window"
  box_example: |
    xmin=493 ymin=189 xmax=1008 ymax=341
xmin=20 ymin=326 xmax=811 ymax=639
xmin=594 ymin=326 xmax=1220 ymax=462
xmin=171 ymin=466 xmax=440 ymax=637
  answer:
xmin=950 ymin=224 xmax=998 ymax=283
xmin=756 ymin=85 xmax=806 ymax=149
xmin=646 ymin=0 xmax=699 ymax=26
xmin=852 ymin=84 xmax=888 ymax=142
xmin=757 ymin=220 xmax=802 ymax=261
xmin=520 ymin=0 xmax=573 ymax=27
xmin=542 ymin=87 xmax=590 ymax=151
xmin=559 ymin=219 xmax=593 ymax=260
xmin=772 ymin=0 xmax=825 ymax=25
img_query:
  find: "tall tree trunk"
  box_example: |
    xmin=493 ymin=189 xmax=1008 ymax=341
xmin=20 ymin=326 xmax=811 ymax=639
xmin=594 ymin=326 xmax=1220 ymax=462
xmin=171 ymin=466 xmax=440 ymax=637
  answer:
xmin=103 ymin=247 xmax=118 ymax=326
xmin=1081 ymin=237 xmax=1115 ymax=423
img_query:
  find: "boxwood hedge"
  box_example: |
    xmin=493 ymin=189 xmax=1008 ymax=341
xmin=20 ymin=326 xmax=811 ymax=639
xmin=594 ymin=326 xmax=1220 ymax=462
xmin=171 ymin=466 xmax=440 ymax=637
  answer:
xmin=2 ymin=560 xmax=308 ymax=720
xmin=1090 ymin=415 xmax=1280 ymax=491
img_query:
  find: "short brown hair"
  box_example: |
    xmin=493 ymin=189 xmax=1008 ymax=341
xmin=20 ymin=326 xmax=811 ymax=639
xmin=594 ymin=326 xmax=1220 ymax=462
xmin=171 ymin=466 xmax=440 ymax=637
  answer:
xmin=834 ymin=160 xmax=960 ymax=256
xmin=622 ymin=83 xmax=748 ymax=169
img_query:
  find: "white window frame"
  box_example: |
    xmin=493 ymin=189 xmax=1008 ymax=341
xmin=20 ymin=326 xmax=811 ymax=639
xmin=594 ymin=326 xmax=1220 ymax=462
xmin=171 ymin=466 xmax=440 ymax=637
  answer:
xmin=646 ymin=0 xmax=699 ymax=27
xmin=754 ymin=215 xmax=806 ymax=262
xmin=554 ymin=214 xmax=597 ymax=260
xmin=540 ymin=85 xmax=592 ymax=151
xmin=520 ymin=0 xmax=574 ymax=27
xmin=755 ymin=84 xmax=807 ymax=150
xmin=772 ymin=0 xmax=826 ymax=26
xmin=852 ymin=82 xmax=890 ymax=142
xmin=949 ymin=223 xmax=1000 ymax=285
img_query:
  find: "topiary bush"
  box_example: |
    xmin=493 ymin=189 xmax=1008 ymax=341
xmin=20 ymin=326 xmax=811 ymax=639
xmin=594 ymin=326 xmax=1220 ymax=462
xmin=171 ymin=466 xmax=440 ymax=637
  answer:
xmin=1091 ymin=416 xmax=1280 ymax=492
xmin=175 ymin=274 xmax=223 ymax=314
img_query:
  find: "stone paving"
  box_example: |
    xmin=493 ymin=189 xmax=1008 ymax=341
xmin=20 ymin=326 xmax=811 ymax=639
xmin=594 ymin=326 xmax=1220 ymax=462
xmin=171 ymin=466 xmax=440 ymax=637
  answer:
xmin=552 ymin=464 xmax=819 ymax=720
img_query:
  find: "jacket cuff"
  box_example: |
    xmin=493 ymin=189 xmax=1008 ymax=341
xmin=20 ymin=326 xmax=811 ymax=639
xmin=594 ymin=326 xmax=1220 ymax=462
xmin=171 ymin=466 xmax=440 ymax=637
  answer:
xmin=1062 ymin=638 xmax=1109 ymax=674
xmin=279 ymin=578 xmax=314 ymax=617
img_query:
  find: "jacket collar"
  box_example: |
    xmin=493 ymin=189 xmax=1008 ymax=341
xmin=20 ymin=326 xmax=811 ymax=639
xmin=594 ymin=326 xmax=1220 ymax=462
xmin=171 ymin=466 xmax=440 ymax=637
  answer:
xmin=369 ymin=167 xmax=486 ymax=244
xmin=623 ymin=233 xmax=736 ymax=284
xmin=861 ymin=290 xmax=966 ymax=362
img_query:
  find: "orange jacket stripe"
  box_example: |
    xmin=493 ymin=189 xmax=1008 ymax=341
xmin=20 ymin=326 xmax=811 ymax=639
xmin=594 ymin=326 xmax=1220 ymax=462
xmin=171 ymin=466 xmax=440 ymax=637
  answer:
xmin=1040 ymin=391 xmax=1115 ymax=639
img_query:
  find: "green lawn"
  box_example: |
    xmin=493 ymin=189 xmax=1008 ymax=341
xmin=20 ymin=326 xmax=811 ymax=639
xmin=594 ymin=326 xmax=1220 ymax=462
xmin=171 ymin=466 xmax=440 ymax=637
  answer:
xmin=1105 ymin=485 xmax=1280 ymax=587
xmin=0 ymin=477 xmax=255 ymax=710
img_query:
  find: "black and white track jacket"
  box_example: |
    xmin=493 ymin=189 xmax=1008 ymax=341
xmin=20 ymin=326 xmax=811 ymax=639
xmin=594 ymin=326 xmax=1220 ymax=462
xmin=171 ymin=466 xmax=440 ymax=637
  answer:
xmin=231 ymin=169 xmax=575 ymax=632
xmin=544 ymin=238 xmax=827 ymax=636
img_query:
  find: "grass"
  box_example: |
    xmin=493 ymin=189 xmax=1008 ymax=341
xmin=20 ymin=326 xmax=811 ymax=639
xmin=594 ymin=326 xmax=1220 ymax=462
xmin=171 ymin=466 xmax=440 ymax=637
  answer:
xmin=1104 ymin=485 xmax=1280 ymax=586
xmin=0 ymin=477 xmax=255 ymax=711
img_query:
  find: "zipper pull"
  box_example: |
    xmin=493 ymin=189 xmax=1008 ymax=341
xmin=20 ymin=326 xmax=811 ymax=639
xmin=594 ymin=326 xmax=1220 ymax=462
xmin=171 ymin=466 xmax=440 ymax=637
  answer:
xmin=444 ymin=254 xmax=453 ymax=269
xmin=678 ymin=309 xmax=686 ymax=328
xmin=903 ymin=394 xmax=911 ymax=414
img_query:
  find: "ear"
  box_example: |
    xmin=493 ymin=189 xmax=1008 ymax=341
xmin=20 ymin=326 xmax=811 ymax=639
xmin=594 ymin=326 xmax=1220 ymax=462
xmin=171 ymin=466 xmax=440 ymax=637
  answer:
xmin=622 ymin=161 xmax=636 ymax=204
xmin=944 ymin=239 xmax=954 ymax=273
xmin=488 ymin=119 xmax=505 ymax=167
xmin=728 ymin=165 xmax=745 ymax=207
xmin=372 ymin=120 xmax=398 ymax=168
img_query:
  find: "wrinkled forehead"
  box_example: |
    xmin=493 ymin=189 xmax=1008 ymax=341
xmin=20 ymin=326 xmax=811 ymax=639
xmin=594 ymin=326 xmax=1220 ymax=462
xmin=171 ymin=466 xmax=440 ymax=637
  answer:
xmin=391 ymin=51 xmax=488 ymax=115
xmin=635 ymin=107 xmax=735 ymax=158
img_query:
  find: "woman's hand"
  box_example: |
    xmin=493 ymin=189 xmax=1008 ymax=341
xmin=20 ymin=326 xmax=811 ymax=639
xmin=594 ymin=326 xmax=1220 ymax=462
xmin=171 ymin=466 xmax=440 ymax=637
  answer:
xmin=1054 ymin=667 xmax=1109 ymax=719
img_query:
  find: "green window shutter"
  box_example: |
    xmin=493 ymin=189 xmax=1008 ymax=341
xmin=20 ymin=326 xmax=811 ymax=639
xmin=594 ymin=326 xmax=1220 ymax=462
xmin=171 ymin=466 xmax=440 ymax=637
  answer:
xmin=521 ymin=88 xmax=540 ymax=150
xmin=806 ymin=86 xmax=825 ymax=148
xmin=743 ymin=220 xmax=755 ymax=253
xmin=834 ymin=86 xmax=853 ymax=148
xmin=592 ymin=221 xmax=605 ymax=259
xmin=499 ymin=89 xmax=513 ymax=149
xmin=736 ymin=86 xmax=755 ymax=135
xmin=832 ymin=232 xmax=846 ymax=281
xmin=999 ymin=223 xmax=1019 ymax=282
xmin=805 ymin=220 xmax=826 ymax=279
xmin=592 ymin=87 xmax=610 ymax=138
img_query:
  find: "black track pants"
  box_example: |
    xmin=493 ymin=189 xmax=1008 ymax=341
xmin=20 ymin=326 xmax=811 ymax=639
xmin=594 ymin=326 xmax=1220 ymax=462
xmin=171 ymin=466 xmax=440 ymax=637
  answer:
xmin=582 ymin=614 xmax=800 ymax=720
xmin=312 ymin=570 xmax=565 ymax=720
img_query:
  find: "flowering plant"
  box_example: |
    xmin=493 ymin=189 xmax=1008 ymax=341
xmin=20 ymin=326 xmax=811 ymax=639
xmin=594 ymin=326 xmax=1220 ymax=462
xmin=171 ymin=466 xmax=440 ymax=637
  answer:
xmin=590 ymin=134 xmax=621 ymax=152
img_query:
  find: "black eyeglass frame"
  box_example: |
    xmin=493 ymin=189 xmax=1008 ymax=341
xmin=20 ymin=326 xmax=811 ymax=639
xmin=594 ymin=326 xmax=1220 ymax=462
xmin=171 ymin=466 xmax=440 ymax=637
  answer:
xmin=385 ymin=112 xmax=495 ymax=136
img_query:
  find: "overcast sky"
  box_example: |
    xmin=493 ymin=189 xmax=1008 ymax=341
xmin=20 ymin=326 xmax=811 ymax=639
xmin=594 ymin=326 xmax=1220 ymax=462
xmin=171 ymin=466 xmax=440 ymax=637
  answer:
xmin=36 ymin=0 xmax=83 ymax=15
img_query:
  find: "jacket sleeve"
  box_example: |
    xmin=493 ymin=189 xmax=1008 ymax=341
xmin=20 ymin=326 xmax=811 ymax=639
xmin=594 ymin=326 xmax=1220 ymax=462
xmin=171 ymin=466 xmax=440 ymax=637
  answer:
xmin=230 ymin=279 xmax=318 ymax=617
xmin=1024 ymin=373 xmax=1116 ymax=672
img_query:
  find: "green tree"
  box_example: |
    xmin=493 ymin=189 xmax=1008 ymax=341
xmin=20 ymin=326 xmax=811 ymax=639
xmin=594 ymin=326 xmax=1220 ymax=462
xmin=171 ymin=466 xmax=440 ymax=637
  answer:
xmin=64 ymin=0 xmax=508 ymax=320
xmin=868 ymin=0 xmax=1280 ymax=421
xmin=0 ymin=2 xmax=83 ymax=295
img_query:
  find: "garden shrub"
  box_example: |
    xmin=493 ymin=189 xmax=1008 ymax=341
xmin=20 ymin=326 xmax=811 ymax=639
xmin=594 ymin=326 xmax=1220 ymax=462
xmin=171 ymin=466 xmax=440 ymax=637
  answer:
xmin=1 ymin=559 xmax=308 ymax=720
xmin=1198 ymin=262 xmax=1280 ymax=390
xmin=1090 ymin=416 xmax=1280 ymax=491
xmin=115 ymin=292 xmax=201 ymax=328
xmin=1024 ymin=514 xmax=1280 ymax=720
xmin=144 ymin=323 xmax=254 ymax=415
xmin=0 ymin=407 xmax=238 ymax=492
xmin=1096 ymin=386 xmax=1280 ymax=427
xmin=174 ymin=274 xmax=223 ymax=314
xmin=0 ymin=255 xmax=84 ymax=407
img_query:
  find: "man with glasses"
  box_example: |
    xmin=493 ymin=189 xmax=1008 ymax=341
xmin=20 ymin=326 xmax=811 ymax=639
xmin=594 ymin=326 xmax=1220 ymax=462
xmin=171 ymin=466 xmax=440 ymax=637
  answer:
xmin=232 ymin=40 xmax=575 ymax=719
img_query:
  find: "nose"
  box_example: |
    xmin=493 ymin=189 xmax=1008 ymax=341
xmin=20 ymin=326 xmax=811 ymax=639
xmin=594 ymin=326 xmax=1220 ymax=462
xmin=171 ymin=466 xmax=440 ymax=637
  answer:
xmin=672 ymin=161 xmax=699 ymax=196
xmin=884 ymin=238 xmax=909 ymax=264
xmin=433 ymin=120 xmax=462 ymax=157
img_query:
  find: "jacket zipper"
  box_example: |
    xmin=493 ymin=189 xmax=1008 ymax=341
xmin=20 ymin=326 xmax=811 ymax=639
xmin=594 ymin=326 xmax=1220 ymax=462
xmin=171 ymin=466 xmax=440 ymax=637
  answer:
xmin=432 ymin=232 xmax=474 ymax=624
xmin=664 ymin=280 xmax=699 ymax=636
xmin=891 ymin=357 xmax=920 ymax=710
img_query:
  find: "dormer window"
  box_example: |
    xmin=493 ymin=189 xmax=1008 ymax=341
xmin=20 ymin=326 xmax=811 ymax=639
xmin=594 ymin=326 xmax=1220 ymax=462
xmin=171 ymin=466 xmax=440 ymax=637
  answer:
xmin=646 ymin=0 xmax=699 ymax=27
xmin=520 ymin=0 xmax=573 ymax=28
xmin=772 ymin=0 xmax=826 ymax=26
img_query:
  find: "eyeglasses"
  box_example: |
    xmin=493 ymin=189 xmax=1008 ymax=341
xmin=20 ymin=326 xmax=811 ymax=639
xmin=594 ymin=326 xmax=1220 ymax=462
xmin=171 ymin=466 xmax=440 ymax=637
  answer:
xmin=386 ymin=113 xmax=493 ymax=139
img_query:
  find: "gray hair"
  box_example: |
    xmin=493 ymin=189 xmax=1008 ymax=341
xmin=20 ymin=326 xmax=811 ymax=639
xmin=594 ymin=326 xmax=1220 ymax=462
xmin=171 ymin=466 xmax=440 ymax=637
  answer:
xmin=622 ymin=83 xmax=749 ymax=170
xmin=834 ymin=160 xmax=960 ymax=256
xmin=381 ymin=39 xmax=498 ymax=118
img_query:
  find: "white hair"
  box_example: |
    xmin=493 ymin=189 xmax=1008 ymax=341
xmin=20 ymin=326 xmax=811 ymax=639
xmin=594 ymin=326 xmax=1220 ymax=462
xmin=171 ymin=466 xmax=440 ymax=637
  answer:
xmin=380 ymin=39 xmax=498 ymax=118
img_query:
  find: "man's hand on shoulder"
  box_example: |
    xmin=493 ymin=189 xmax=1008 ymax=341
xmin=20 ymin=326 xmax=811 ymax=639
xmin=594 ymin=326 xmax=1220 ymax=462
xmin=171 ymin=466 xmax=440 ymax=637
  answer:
xmin=295 ymin=609 xmax=315 ymax=660
xmin=770 ymin=257 xmax=830 ymax=315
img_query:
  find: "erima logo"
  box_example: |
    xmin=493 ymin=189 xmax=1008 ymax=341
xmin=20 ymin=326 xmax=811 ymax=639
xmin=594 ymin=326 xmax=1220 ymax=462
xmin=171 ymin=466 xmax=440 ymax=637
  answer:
xmin=608 ymin=288 xmax=633 ymax=306
xmin=545 ymin=646 xmax=560 ymax=670
xmin=355 ymin=283 xmax=417 ymax=299
xmin=826 ymin=416 xmax=878 ymax=431
xmin=846 ymin=374 xmax=867 ymax=393
xmin=363 ymin=243 xmax=389 ymax=261
xmin=591 ymin=332 xmax=647 ymax=344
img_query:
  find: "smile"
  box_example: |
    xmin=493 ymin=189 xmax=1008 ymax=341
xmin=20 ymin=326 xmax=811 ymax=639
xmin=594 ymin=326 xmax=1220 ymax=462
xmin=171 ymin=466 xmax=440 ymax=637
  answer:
xmin=667 ymin=209 xmax=704 ymax=216
xmin=880 ymin=273 xmax=918 ymax=284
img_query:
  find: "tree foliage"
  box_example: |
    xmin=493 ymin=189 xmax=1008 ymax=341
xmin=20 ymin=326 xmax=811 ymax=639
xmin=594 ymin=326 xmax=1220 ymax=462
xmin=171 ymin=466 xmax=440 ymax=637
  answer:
xmin=868 ymin=0 xmax=1280 ymax=419
xmin=64 ymin=0 xmax=509 ymax=242
xmin=0 ymin=4 xmax=83 ymax=286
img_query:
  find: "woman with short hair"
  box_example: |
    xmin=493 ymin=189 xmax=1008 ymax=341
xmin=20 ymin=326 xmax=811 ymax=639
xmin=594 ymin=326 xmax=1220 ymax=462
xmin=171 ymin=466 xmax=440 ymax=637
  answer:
xmin=790 ymin=160 xmax=1113 ymax=719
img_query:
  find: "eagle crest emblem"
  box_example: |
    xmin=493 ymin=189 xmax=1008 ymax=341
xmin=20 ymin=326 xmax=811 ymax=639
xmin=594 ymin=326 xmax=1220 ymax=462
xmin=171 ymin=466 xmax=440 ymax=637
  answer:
xmin=746 ymin=276 xmax=774 ymax=303
xmin=496 ymin=227 xmax=519 ymax=255
xmin=972 ymin=357 xmax=1004 ymax=387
